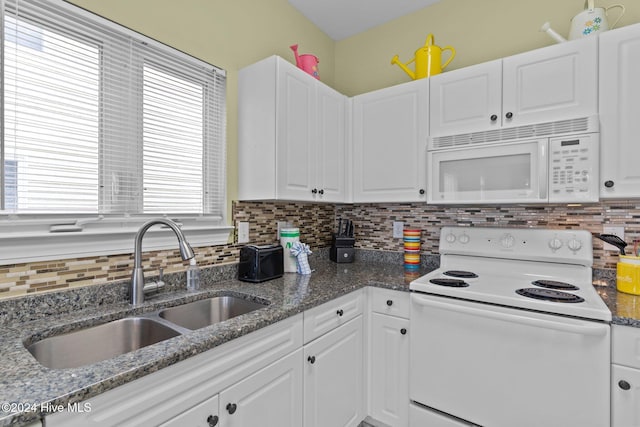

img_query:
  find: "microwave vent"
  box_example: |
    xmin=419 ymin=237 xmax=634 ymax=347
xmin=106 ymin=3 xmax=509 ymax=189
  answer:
xmin=429 ymin=116 xmax=597 ymax=150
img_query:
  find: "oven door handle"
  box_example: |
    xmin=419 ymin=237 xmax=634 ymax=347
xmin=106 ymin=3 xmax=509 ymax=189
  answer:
xmin=412 ymin=295 xmax=608 ymax=336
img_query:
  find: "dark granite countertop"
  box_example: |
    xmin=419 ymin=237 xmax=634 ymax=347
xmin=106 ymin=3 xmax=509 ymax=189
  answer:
xmin=1 ymin=252 xmax=639 ymax=426
xmin=0 ymin=255 xmax=428 ymax=427
xmin=593 ymin=268 xmax=640 ymax=328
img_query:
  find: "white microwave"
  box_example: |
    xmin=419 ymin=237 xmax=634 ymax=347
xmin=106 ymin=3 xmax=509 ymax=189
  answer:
xmin=427 ymin=133 xmax=599 ymax=204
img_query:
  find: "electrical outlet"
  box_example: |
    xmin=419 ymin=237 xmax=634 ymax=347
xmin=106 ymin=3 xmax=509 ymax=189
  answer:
xmin=393 ymin=221 xmax=404 ymax=238
xmin=237 ymin=221 xmax=250 ymax=244
xmin=602 ymin=225 xmax=625 ymax=251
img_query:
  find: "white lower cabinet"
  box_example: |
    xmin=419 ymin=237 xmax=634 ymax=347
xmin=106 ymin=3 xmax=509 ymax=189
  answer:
xmin=219 ymin=349 xmax=303 ymax=427
xmin=612 ymin=324 xmax=640 ymax=427
xmin=370 ymin=313 xmax=409 ymax=427
xmin=368 ymin=288 xmax=410 ymax=427
xmin=304 ymin=315 xmax=364 ymax=427
xmin=160 ymin=349 xmax=303 ymax=427
xmin=612 ymin=364 xmax=640 ymax=427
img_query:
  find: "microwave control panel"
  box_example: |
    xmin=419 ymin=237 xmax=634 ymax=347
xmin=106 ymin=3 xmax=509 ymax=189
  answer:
xmin=548 ymin=134 xmax=599 ymax=203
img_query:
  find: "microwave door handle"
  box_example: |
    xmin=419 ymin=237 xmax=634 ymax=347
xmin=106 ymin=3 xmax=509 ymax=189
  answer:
xmin=539 ymin=142 xmax=548 ymax=200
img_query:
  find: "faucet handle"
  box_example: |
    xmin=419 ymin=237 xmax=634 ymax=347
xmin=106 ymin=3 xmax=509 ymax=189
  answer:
xmin=143 ymin=268 xmax=166 ymax=296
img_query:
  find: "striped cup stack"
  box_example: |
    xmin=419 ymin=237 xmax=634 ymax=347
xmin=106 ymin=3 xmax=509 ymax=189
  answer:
xmin=403 ymin=229 xmax=421 ymax=270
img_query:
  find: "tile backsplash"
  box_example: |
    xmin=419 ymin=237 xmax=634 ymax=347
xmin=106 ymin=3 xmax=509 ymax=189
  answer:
xmin=0 ymin=199 xmax=636 ymax=299
xmin=0 ymin=201 xmax=334 ymax=298
xmin=336 ymin=201 xmax=639 ymax=270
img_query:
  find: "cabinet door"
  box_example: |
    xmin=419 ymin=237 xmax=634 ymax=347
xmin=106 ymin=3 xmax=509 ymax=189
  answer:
xmin=316 ymin=83 xmax=346 ymax=202
xmin=502 ymin=36 xmax=597 ymax=127
xmin=612 ymin=364 xmax=640 ymax=427
xmin=370 ymin=313 xmax=409 ymax=427
xmin=429 ymin=60 xmax=502 ymax=136
xmin=304 ymin=316 xmax=364 ymax=427
xmin=352 ymin=80 xmax=428 ymax=202
xmin=220 ymin=349 xmax=303 ymax=427
xmin=276 ymin=60 xmax=317 ymax=201
xmin=599 ymin=23 xmax=640 ymax=199
xmin=160 ymin=395 xmax=219 ymax=427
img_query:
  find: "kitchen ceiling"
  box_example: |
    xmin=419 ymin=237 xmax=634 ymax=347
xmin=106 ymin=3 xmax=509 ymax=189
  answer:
xmin=288 ymin=0 xmax=442 ymax=41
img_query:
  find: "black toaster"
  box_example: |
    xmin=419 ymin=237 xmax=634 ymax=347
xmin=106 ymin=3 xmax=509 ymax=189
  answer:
xmin=238 ymin=244 xmax=284 ymax=282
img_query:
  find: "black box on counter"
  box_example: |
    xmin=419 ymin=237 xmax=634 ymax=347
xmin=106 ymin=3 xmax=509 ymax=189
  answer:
xmin=330 ymin=233 xmax=355 ymax=263
xmin=238 ymin=244 xmax=284 ymax=282
xmin=330 ymin=246 xmax=354 ymax=263
xmin=331 ymin=235 xmax=355 ymax=248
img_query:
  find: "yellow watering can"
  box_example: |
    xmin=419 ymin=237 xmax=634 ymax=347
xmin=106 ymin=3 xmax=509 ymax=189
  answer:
xmin=391 ymin=34 xmax=456 ymax=80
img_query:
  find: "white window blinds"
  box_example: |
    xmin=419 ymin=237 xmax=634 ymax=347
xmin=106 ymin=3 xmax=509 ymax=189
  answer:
xmin=1 ymin=0 xmax=227 ymax=219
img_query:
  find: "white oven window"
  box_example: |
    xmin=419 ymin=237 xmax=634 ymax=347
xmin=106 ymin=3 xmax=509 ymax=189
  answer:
xmin=429 ymin=139 xmax=547 ymax=203
xmin=440 ymin=153 xmax=531 ymax=193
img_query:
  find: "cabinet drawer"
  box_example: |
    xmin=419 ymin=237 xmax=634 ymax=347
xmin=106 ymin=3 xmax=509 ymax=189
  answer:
xmin=371 ymin=287 xmax=410 ymax=319
xmin=613 ymin=325 xmax=640 ymax=369
xmin=303 ymin=289 xmax=364 ymax=344
xmin=159 ymin=394 xmax=219 ymax=427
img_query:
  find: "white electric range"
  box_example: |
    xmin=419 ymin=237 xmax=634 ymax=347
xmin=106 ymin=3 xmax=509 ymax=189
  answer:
xmin=409 ymin=226 xmax=611 ymax=427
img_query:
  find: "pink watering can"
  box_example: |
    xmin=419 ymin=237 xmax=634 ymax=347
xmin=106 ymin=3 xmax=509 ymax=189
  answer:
xmin=290 ymin=44 xmax=319 ymax=79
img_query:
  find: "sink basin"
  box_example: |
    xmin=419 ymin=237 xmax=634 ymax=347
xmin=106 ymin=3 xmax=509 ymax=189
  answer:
xmin=159 ymin=296 xmax=268 ymax=330
xmin=27 ymin=317 xmax=181 ymax=369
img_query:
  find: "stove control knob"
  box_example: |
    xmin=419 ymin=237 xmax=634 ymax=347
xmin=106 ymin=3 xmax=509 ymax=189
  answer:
xmin=500 ymin=233 xmax=515 ymax=248
xmin=567 ymin=238 xmax=583 ymax=253
xmin=459 ymin=233 xmax=470 ymax=244
xmin=445 ymin=233 xmax=456 ymax=244
xmin=548 ymin=237 xmax=563 ymax=252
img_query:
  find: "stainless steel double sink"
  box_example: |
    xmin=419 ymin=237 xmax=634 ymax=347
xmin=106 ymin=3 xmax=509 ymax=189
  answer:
xmin=26 ymin=296 xmax=268 ymax=369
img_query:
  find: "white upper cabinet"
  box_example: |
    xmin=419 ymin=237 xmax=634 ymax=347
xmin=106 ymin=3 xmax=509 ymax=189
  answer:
xmin=238 ymin=56 xmax=347 ymax=202
xmin=599 ymin=23 xmax=640 ymax=199
xmin=316 ymin=83 xmax=347 ymax=202
xmin=502 ymin=36 xmax=597 ymax=127
xmin=275 ymin=62 xmax=317 ymax=200
xmin=430 ymin=37 xmax=598 ymax=137
xmin=429 ymin=60 xmax=502 ymax=136
xmin=352 ymin=79 xmax=428 ymax=202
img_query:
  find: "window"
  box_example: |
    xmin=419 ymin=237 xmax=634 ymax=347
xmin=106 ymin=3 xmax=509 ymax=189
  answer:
xmin=0 ymin=0 xmax=230 ymax=263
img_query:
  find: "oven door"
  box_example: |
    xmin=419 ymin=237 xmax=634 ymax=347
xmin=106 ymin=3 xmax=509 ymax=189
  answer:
xmin=427 ymin=139 xmax=547 ymax=204
xmin=410 ymin=293 xmax=610 ymax=427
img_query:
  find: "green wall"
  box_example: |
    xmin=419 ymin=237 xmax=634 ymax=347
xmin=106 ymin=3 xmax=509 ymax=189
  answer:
xmin=66 ymin=0 xmax=640 ymax=218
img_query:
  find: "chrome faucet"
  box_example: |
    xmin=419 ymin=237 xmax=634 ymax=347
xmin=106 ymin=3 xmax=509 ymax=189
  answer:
xmin=130 ymin=218 xmax=195 ymax=305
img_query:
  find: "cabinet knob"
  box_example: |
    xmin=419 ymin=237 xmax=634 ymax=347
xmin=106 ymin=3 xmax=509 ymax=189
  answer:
xmin=400 ymin=328 xmax=407 ymax=335
xmin=505 ymin=112 xmax=513 ymax=119
xmin=308 ymin=355 xmax=316 ymax=364
xmin=604 ymin=180 xmax=615 ymax=188
xmin=318 ymin=189 xmax=324 ymax=195
xmin=619 ymin=380 xmax=632 ymax=390
xmin=386 ymin=299 xmax=393 ymax=306
xmin=226 ymin=403 xmax=237 ymax=414
xmin=207 ymin=415 xmax=219 ymax=426
xmin=311 ymin=188 xmax=318 ymax=194
xmin=490 ymin=114 xmax=498 ymax=122
xmin=419 ymin=189 xmax=425 ymax=195
xmin=336 ymin=309 xmax=344 ymax=316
